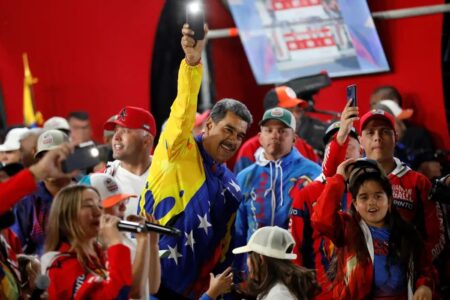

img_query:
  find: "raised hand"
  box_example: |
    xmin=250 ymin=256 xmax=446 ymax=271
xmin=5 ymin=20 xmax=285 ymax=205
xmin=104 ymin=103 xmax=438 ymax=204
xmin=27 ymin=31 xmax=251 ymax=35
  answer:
xmin=181 ymin=23 xmax=208 ymax=66
xmin=336 ymin=99 xmax=359 ymax=145
xmin=29 ymin=143 xmax=76 ymax=180
xmin=99 ymin=214 xmax=123 ymax=247
xmin=336 ymin=158 xmax=358 ymax=181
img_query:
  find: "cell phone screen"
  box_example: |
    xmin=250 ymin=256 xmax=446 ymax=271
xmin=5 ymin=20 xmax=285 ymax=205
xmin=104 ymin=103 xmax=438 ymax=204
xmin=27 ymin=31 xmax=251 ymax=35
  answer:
xmin=62 ymin=142 xmax=100 ymax=173
xmin=186 ymin=2 xmax=205 ymax=40
xmin=347 ymin=84 xmax=357 ymax=107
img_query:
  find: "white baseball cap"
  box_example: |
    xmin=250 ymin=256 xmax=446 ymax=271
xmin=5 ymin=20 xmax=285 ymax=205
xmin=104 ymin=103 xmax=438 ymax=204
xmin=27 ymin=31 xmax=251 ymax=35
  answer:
xmin=35 ymin=129 xmax=69 ymax=158
xmin=43 ymin=117 xmax=70 ymax=132
xmin=233 ymin=226 xmax=297 ymax=260
xmin=79 ymin=173 xmax=136 ymax=208
xmin=0 ymin=128 xmax=30 ymax=152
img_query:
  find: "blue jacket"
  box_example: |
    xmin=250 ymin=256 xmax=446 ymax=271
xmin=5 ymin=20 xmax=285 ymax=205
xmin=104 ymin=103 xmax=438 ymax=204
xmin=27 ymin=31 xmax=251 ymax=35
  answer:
xmin=139 ymin=60 xmax=241 ymax=299
xmin=11 ymin=181 xmax=53 ymax=256
xmin=234 ymin=148 xmax=320 ymax=273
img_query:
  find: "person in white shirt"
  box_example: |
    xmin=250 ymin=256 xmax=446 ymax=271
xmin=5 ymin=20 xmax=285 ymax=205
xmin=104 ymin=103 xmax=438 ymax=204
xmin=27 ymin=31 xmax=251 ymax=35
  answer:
xmin=233 ymin=226 xmax=320 ymax=300
xmin=103 ymin=106 xmax=156 ymax=217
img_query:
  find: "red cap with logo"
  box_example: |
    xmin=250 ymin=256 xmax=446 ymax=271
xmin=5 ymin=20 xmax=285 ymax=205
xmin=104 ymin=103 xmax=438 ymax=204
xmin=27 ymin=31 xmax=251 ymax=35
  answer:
xmin=104 ymin=106 xmax=156 ymax=136
xmin=359 ymin=109 xmax=396 ymax=133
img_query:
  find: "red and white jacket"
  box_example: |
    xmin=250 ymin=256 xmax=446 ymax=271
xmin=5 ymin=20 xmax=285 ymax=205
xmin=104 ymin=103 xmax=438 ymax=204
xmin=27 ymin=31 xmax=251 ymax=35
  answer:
xmin=312 ymin=174 xmax=436 ymax=300
xmin=323 ymin=135 xmax=444 ymax=260
xmin=388 ymin=158 xmax=445 ymax=259
xmin=289 ymin=135 xmax=352 ymax=299
xmin=42 ymin=243 xmax=132 ymax=300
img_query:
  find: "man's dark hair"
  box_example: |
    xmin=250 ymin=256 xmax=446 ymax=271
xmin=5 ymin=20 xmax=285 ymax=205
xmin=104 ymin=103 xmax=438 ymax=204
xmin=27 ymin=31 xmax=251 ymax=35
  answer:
xmin=372 ymin=86 xmax=402 ymax=106
xmin=67 ymin=111 xmax=90 ymax=121
xmin=210 ymin=98 xmax=253 ymax=125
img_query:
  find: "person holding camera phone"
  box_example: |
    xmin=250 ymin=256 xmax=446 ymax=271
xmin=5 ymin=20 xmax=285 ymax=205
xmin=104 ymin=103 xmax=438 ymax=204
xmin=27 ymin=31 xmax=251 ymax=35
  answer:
xmin=0 ymin=142 xmax=74 ymax=299
xmin=11 ymin=130 xmax=73 ymax=256
xmin=358 ymin=109 xmax=445 ymax=262
xmin=139 ymin=22 xmax=252 ymax=299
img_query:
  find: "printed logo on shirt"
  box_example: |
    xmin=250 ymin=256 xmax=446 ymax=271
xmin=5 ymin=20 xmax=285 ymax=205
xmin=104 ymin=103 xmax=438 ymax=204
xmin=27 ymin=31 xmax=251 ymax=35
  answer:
xmin=373 ymin=239 xmax=389 ymax=256
xmin=392 ymin=185 xmax=414 ymax=210
xmin=73 ymin=274 xmax=86 ymax=297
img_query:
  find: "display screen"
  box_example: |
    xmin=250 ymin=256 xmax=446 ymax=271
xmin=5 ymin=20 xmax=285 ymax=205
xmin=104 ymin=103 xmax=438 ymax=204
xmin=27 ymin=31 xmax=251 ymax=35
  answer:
xmin=228 ymin=0 xmax=390 ymax=84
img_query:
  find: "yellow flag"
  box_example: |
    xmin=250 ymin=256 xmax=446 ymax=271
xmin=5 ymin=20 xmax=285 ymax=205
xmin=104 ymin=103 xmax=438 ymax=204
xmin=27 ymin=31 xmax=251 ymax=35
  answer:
xmin=22 ymin=53 xmax=43 ymax=127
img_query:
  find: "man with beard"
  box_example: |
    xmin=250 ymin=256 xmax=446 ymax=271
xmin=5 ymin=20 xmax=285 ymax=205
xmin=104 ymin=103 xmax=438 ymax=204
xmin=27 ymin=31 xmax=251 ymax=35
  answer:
xmin=103 ymin=106 xmax=156 ymax=217
xmin=139 ymin=25 xmax=252 ymax=300
xmin=11 ymin=129 xmax=72 ymax=256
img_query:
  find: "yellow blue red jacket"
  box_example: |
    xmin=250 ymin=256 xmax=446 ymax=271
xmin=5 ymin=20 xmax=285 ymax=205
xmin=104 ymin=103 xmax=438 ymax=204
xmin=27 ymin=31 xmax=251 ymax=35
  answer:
xmin=139 ymin=60 xmax=242 ymax=299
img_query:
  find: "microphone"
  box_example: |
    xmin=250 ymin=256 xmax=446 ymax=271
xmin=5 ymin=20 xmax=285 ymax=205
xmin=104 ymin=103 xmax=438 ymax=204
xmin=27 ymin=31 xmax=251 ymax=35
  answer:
xmin=144 ymin=221 xmax=181 ymax=237
xmin=117 ymin=220 xmax=181 ymax=236
xmin=30 ymin=274 xmax=50 ymax=300
xmin=117 ymin=220 xmax=146 ymax=233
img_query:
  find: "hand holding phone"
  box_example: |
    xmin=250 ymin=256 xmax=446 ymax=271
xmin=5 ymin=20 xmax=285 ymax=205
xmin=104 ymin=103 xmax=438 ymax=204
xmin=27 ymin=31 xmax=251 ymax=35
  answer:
xmin=62 ymin=141 xmax=100 ymax=173
xmin=346 ymin=84 xmax=357 ymax=107
xmin=346 ymin=84 xmax=358 ymax=119
xmin=186 ymin=1 xmax=205 ymax=41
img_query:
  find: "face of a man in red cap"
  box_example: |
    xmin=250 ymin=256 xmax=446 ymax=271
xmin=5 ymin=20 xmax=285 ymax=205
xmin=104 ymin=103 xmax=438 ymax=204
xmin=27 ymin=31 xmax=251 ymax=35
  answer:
xmin=105 ymin=106 xmax=156 ymax=164
xmin=112 ymin=126 xmax=152 ymax=162
xmin=360 ymin=118 xmax=396 ymax=163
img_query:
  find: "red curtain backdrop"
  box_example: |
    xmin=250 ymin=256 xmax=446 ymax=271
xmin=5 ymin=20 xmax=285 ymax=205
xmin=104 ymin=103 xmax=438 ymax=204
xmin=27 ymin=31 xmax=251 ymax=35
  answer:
xmin=0 ymin=0 xmax=165 ymax=141
xmin=0 ymin=0 xmax=448 ymax=149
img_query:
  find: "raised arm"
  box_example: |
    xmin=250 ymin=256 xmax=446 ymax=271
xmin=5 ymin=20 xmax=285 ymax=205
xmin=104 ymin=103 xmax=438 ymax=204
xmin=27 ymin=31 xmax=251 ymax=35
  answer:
xmin=312 ymin=159 xmax=355 ymax=246
xmin=159 ymin=24 xmax=207 ymax=160
xmin=0 ymin=144 xmax=73 ymax=214
xmin=323 ymin=100 xmax=359 ymax=177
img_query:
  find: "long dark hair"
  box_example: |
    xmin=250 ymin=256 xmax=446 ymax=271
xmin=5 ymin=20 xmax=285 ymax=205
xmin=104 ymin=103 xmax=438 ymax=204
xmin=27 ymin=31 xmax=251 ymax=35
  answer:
xmin=328 ymin=172 xmax=423 ymax=288
xmin=246 ymin=252 xmax=321 ymax=299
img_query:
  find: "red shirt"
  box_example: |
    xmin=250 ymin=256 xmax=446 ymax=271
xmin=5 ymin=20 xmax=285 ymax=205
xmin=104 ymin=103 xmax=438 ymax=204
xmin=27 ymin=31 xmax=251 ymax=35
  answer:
xmin=44 ymin=243 xmax=132 ymax=300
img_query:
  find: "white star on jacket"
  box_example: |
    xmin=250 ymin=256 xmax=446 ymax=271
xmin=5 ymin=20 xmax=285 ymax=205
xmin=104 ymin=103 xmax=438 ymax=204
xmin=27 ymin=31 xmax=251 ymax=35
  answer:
xmin=185 ymin=230 xmax=196 ymax=251
xmin=197 ymin=213 xmax=212 ymax=235
xmin=167 ymin=245 xmax=182 ymax=265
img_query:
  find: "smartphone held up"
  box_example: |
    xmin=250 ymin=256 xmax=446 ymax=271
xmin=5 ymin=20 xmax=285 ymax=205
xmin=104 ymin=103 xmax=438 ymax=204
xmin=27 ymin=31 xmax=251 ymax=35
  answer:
xmin=346 ymin=84 xmax=357 ymax=107
xmin=62 ymin=141 xmax=100 ymax=173
xmin=186 ymin=1 xmax=205 ymax=41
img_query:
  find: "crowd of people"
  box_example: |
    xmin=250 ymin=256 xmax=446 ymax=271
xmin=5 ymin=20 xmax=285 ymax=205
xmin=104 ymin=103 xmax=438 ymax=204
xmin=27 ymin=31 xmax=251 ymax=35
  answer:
xmin=0 ymin=24 xmax=449 ymax=300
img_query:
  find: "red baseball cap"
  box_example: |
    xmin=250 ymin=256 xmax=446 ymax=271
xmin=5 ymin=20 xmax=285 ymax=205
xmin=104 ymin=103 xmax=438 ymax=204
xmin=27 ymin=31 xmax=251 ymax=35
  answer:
xmin=359 ymin=109 xmax=396 ymax=133
xmin=104 ymin=106 xmax=156 ymax=136
xmin=263 ymin=86 xmax=308 ymax=110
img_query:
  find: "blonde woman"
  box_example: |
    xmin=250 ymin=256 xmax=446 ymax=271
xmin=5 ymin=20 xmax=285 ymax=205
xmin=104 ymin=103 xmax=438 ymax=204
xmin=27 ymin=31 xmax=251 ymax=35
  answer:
xmin=41 ymin=185 xmax=132 ymax=299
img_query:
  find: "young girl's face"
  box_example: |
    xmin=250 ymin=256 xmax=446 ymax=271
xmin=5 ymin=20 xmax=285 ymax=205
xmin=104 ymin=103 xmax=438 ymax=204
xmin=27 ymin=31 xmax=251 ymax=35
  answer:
xmin=78 ymin=189 xmax=103 ymax=240
xmin=353 ymin=179 xmax=389 ymax=227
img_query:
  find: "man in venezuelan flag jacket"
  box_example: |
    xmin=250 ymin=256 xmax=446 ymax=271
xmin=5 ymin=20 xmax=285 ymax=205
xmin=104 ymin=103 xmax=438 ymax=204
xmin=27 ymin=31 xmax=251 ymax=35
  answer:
xmin=139 ymin=25 xmax=253 ymax=299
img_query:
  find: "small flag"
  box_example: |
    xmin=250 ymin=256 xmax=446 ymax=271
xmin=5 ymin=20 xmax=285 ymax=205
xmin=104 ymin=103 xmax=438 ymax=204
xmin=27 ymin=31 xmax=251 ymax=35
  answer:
xmin=22 ymin=53 xmax=43 ymax=127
